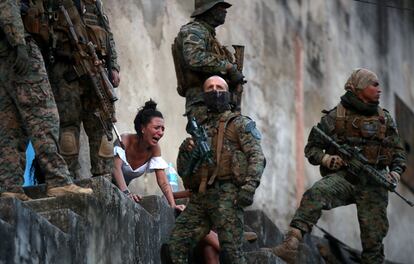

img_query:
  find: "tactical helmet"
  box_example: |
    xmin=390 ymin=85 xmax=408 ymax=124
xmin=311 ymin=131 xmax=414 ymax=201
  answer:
xmin=191 ymin=0 xmax=232 ymax=18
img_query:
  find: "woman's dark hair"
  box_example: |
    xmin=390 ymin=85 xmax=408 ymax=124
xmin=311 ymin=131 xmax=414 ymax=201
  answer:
xmin=134 ymin=99 xmax=163 ymax=137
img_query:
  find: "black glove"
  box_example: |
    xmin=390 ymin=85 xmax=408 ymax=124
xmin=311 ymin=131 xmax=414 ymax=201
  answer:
xmin=236 ymin=184 xmax=256 ymax=208
xmin=13 ymin=44 xmax=30 ymax=76
xmin=227 ymin=64 xmax=246 ymax=86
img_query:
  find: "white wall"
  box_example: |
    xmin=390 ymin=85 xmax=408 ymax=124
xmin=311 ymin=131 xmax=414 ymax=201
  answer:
xmin=79 ymin=1 xmax=414 ymax=262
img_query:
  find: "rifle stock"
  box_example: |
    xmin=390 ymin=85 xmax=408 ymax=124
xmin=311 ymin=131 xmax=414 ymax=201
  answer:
xmin=173 ymin=190 xmax=191 ymax=200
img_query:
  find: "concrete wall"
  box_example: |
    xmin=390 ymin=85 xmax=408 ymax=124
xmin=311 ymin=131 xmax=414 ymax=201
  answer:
xmin=82 ymin=0 xmax=413 ymax=262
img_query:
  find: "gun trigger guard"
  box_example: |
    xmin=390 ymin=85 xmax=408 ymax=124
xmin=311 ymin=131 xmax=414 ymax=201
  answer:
xmin=352 ymin=117 xmax=360 ymax=129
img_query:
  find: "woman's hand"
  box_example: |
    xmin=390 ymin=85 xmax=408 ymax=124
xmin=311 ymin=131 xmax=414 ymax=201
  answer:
xmin=128 ymin=193 xmax=142 ymax=203
xmin=174 ymin=204 xmax=186 ymax=212
xmin=123 ymin=188 xmax=142 ymax=203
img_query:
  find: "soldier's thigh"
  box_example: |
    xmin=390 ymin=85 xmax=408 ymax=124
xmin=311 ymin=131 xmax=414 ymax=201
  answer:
xmin=209 ymin=184 xmax=244 ymax=243
xmin=304 ymin=172 xmax=355 ymax=209
xmin=171 ymin=197 xmax=210 ymax=244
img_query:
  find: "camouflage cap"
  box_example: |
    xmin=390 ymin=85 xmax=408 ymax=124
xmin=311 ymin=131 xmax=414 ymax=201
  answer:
xmin=344 ymin=68 xmax=379 ymax=93
xmin=191 ymin=0 xmax=232 ymax=18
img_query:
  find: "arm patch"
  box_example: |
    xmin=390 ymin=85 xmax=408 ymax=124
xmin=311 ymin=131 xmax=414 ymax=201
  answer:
xmin=245 ymin=120 xmax=262 ymax=140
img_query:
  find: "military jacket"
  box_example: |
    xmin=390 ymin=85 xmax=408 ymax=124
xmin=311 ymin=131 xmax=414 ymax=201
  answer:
xmin=174 ymin=19 xmax=233 ymax=107
xmin=0 ymin=0 xmax=26 ymax=55
xmin=305 ymin=103 xmax=406 ymax=176
xmin=179 ymin=111 xmax=265 ymax=190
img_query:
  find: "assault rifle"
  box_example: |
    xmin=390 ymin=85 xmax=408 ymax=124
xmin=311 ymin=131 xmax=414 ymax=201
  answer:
xmin=181 ymin=117 xmax=215 ymax=177
xmin=60 ymin=5 xmax=117 ymax=141
xmin=313 ymin=126 xmax=413 ymax=207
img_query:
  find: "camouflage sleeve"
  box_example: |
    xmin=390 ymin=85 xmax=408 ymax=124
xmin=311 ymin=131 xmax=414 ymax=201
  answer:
xmin=105 ymin=20 xmax=120 ymax=72
xmin=304 ymin=110 xmax=336 ymax=165
xmin=97 ymin=0 xmax=119 ymax=72
xmin=181 ymin=26 xmax=229 ymax=73
xmin=234 ymin=116 xmax=265 ymax=188
xmin=0 ymin=0 xmax=26 ymax=47
xmin=384 ymin=112 xmax=407 ymax=175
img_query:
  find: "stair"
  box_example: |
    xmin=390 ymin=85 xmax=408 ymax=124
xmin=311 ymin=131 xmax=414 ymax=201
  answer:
xmin=0 ymin=177 xmax=402 ymax=263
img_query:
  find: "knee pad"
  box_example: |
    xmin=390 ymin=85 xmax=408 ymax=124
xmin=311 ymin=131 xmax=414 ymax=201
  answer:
xmin=98 ymin=135 xmax=114 ymax=158
xmin=59 ymin=129 xmax=79 ymax=156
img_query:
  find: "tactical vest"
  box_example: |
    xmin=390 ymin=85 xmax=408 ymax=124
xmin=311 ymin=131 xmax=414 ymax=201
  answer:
xmin=333 ymin=103 xmax=392 ymax=166
xmin=182 ymin=111 xmax=248 ymax=191
xmin=21 ymin=0 xmax=50 ymax=48
xmin=172 ymin=21 xmax=233 ymax=98
xmin=81 ymin=0 xmax=109 ymax=57
xmin=22 ymin=0 xmax=109 ymax=60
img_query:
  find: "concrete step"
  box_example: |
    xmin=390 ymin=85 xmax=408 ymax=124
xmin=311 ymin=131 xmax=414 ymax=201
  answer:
xmin=38 ymin=208 xmax=84 ymax=233
xmin=23 ymin=178 xmax=95 ymax=199
xmin=0 ymin=197 xmax=72 ymax=264
xmin=244 ymin=210 xmax=284 ymax=248
xmin=246 ymin=250 xmax=285 ymax=263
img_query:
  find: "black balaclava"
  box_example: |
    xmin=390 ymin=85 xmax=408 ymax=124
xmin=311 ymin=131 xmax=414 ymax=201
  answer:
xmin=203 ymin=91 xmax=231 ymax=113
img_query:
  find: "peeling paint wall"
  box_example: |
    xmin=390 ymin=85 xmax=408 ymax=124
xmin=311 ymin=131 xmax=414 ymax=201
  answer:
xmin=78 ymin=1 xmax=414 ymax=262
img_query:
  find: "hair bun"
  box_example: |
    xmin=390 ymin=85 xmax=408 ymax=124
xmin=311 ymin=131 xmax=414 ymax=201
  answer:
xmin=143 ymin=99 xmax=157 ymax=111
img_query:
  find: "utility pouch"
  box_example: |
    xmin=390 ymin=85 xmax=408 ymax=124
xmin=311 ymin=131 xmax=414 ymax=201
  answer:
xmin=23 ymin=8 xmax=41 ymax=34
xmin=232 ymin=150 xmax=248 ymax=186
xmin=360 ymin=117 xmax=380 ymax=139
xmin=22 ymin=4 xmax=49 ymax=46
xmin=85 ymin=24 xmax=108 ymax=57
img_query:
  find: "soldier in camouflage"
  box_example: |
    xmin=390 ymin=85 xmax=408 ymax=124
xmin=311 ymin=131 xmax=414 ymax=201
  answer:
xmin=0 ymin=0 xmax=92 ymax=200
xmin=21 ymin=0 xmax=120 ymax=179
xmin=272 ymin=69 xmax=407 ymax=264
xmin=172 ymin=0 xmax=245 ymax=122
xmin=168 ymin=76 xmax=265 ymax=263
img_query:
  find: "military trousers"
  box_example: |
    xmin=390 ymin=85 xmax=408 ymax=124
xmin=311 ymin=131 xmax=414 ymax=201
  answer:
xmin=291 ymin=171 xmax=389 ymax=264
xmin=48 ymin=61 xmax=114 ymax=179
xmin=168 ymin=182 xmax=246 ymax=264
xmin=0 ymin=38 xmax=72 ymax=193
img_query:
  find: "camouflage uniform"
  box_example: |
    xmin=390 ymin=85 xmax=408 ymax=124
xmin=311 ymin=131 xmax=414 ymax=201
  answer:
xmin=0 ymin=0 xmax=72 ymax=193
xmin=291 ymin=92 xmax=406 ymax=263
xmin=22 ymin=0 xmax=119 ymax=178
xmin=169 ymin=111 xmax=265 ymax=263
xmin=173 ymin=19 xmax=234 ymax=121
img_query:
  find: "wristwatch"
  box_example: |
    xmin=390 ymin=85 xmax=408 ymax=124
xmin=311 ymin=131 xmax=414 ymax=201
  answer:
xmin=122 ymin=189 xmax=131 ymax=195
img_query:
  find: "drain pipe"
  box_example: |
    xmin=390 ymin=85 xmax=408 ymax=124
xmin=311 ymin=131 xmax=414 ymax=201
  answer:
xmin=294 ymin=34 xmax=305 ymax=206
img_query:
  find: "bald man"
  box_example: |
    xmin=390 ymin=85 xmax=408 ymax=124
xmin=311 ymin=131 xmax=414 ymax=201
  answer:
xmin=169 ymin=76 xmax=265 ymax=263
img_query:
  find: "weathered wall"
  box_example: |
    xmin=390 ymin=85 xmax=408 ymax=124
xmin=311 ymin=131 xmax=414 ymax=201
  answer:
xmin=84 ymin=0 xmax=414 ymax=262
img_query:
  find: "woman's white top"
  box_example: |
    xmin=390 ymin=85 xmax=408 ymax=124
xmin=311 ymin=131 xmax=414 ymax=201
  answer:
xmin=114 ymin=145 xmax=168 ymax=185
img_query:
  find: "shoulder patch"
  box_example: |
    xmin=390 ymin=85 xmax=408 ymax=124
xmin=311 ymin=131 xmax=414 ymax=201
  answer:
xmin=245 ymin=120 xmax=262 ymax=140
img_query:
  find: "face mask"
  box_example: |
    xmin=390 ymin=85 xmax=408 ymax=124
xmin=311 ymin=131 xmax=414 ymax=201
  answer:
xmin=203 ymin=6 xmax=227 ymax=27
xmin=212 ymin=8 xmax=226 ymax=26
xmin=203 ymin=91 xmax=230 ymax=113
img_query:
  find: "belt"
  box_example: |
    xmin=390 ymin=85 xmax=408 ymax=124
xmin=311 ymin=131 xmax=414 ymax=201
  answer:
xmin=206 ymin=179 xmax=233 ymax=190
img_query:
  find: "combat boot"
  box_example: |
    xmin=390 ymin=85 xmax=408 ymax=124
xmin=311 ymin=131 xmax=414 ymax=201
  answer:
xmin=47 ymin=184 xmax=93 ymax=197
xmin=272 ymin=227 xmax=302 ymax=263
xmin=1 ymin=192 xmax=32 ymax=201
